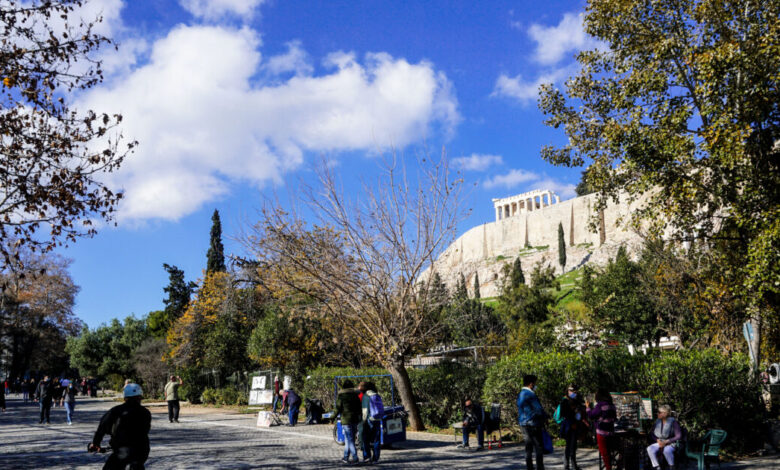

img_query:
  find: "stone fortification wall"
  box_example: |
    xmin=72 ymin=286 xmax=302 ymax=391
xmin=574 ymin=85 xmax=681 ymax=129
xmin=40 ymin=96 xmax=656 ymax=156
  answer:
xmin=432 ymin=192 xmax=647 ymax=297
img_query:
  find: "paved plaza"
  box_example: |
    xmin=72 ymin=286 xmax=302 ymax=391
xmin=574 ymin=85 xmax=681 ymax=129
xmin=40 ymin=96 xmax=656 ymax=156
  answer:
xmin=0 ymin=396 xmax=777 ymax=469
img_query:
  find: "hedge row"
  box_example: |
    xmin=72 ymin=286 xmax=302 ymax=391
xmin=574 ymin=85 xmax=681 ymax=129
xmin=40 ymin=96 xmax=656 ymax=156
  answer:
xmin=300 ymin=363 xmax=486 ymax=430
xmin=483 ymin=349 xmax=763 ymax=453
xmin=299 ymin=349 xmax=763 ymax=452
xmin=201 ymin=386 xmax=248 ymax=406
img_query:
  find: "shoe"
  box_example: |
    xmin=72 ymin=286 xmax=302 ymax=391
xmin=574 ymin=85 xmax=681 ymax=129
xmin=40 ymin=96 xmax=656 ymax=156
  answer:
xmin=67 ymin=422 xmax=72 ymax=426
xmin=174 ymin=419 xmax=179 ymax=423
xmin=474 ymin=446 xmax=484 ymax=451
xmin=169 ymin=420 xmax=173 ymax=423
xmin=341 ymin=458 xmax=351 ymax=465
xmin=456 ymin=443 xmax=469 ymax=448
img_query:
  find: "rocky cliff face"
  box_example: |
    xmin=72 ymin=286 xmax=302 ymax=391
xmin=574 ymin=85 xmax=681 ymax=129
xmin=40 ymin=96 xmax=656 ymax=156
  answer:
xmin=429 ymin=192 xmax=650 ymax=297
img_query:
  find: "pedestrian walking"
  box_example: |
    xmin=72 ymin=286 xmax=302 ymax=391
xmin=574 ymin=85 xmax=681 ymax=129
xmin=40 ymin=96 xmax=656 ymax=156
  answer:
xmin=89 ymin=383 xmax=152 ymax=470
xmin=360 ymin=382 xmax=384 ymax=464
xmin=52 ymin=377 xmax=63 ymax=407
xmin=164 ymin=375 xmax=183 ymax=423
xmin=558 ymin=384 xmax=586 ymax=470
xmin=35 ymin=375 xmax=55 ymax=424
xmin=587 ymin=389 xmax=617 ymax=470
xmin=64 ymin=381 xmax=78 ymax=425
xmin=21 ymin=379 xmax=29 ymax=404
xmin=272 ymin=376 xmax=281 ymax=413
xmin=335 ymin=379 xmax=362 ymax=464
xmin=518 ymin=374 xmax=548 ymax=470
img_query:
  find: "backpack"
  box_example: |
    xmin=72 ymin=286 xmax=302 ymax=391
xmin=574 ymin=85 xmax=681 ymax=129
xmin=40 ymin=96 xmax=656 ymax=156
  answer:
xmin=553 ymin=403 xmax=564 ymax=424
xmin=368 ymin=393 xmax=384 ymax=419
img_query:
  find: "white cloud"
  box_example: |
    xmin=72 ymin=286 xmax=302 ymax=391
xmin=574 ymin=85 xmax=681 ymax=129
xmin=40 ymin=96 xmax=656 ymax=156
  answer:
xmin=484 ymin=170 xmax=576 ymax=199
xmin=493 ymin=65 xmax=574 ymax=104
xmin=484 ymin=169 xmax=538 ymax=189
xmin=495 ymin=12 xmax=606 ymax=105
xmin=527 ymin=12 xmax=603 ymax=65
xmin=79 ymin=25 xmax=460 ymax=221
xmin=264 ymin=40 xmax=313 ymax=76
xmin=179 ymin=0 xmax=265 ymax=20
xmin=452 ymin=154 xmax=503 ymax=172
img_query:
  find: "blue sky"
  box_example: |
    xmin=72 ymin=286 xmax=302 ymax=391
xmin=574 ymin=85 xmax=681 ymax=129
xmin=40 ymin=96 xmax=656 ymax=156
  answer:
xmin=61 ymin=0 xmax=599 ymax=327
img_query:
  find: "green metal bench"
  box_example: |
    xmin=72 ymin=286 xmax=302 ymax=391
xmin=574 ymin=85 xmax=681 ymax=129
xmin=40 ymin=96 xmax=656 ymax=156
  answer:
xmin=685 ymin=429 xmax=727 ymax=470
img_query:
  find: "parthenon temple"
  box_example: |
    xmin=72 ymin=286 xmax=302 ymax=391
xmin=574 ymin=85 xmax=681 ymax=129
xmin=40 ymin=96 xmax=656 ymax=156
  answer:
xmin=492 ymin=189 xmax=560 ymax=221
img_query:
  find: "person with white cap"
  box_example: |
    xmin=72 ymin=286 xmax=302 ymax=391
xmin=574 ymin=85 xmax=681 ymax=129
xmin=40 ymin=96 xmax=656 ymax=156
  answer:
xmin=89 ymin=383 xmax=152 ymax=469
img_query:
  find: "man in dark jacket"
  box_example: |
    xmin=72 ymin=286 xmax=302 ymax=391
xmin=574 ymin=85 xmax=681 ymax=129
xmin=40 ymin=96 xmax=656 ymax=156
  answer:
xmin=282 ymin=388 xmax=302 ymax=426
xmin=35 ymin=376 xmax=55 ymax=424
xmin=457 ymin=398 xmax=485 ymax=450
xmin=335 ymin=379 xmax=362 ymax=464
xmin=89 ymin=383 xmax=152 ymax=470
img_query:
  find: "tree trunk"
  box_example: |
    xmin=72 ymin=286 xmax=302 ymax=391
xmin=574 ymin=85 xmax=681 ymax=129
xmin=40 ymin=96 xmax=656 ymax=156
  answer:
xmin=386 ymin=357 xmax=424 ymax=431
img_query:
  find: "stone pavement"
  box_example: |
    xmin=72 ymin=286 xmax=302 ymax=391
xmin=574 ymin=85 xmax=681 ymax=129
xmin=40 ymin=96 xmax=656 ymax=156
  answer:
xmin=0 ymin=396 xmax=777 ymax=469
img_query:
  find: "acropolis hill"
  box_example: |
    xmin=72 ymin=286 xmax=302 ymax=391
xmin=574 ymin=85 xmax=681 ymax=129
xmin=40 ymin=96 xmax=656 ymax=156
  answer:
xmin=432 ymin=189 xmax=648 ymax=298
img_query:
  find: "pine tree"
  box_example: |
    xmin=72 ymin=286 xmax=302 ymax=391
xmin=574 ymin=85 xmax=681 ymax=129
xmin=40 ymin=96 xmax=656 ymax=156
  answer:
xmin=149 ymin=263 xmax=196 ymax=337
xmin=206 ymin=209 xmax=226 ymax=273
xmin=558 ymin=222 xmax=567 ymax=270
xmin=473 ymin=273 xmax=481 ymax=299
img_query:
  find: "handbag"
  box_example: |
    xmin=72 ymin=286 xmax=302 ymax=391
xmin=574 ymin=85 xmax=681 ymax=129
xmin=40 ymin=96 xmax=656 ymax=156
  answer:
xmin=542 ymin=428 xmax=554 ymax=454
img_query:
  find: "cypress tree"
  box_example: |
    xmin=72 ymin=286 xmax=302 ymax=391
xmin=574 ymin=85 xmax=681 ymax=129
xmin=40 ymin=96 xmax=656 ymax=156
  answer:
xmin=510 ymin=257 xmax=525 ymax=288
xmin=473 ymin=272 xmax=481 ymax=299
xmin=558 ymin=222 xmax=567 ymax=270
xmin=206 ymin=209 xmax=226 ymax=273
xmin=430 ymin=272 xmax=449 ymax=307
xmin=455 ymin=273 xmax=468 ymax=301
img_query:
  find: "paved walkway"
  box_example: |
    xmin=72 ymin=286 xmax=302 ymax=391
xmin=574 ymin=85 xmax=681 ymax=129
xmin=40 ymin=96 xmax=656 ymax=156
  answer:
xmin=0 ymin=396 xmax=777 ymax=469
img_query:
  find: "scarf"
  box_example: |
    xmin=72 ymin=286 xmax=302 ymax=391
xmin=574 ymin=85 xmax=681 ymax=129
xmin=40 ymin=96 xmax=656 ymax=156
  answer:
xmin=654 ymin=417 xmax=676 ymax=439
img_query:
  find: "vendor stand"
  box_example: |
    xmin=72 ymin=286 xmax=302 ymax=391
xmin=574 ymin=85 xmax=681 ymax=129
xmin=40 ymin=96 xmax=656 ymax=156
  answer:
xmin=597 ymin=392 xmax=652 ymax=470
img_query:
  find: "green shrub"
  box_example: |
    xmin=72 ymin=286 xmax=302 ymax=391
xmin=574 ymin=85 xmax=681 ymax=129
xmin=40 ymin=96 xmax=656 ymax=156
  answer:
xmin=201 ymin=387 xmax=217 ymax=405
xmin=105 ymin=373 xmax=126 ymax=393
xmin=217 ymin=386 xmax=241 ymax=406
xmin=482 ymin=349 xmax=764 ymax=453
xmin=408 ymin=362 xmax=486 ymax=428
xmin=301 ymin=366 xmax=389 ymax=411
xmin=638 ymin=349 xmax=763 ymax=453
xmin=483 ymin=350 xmax=584 ymax=424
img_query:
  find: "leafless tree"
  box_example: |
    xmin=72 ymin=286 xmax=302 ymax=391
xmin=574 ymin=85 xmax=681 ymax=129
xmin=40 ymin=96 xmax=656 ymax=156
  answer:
xmin=239 ymin=151 xmax=468 ymax=430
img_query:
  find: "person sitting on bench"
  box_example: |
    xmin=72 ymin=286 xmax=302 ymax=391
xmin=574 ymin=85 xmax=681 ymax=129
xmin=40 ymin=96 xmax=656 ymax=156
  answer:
xmin=458 ymin=398 xmax=485 ymax=450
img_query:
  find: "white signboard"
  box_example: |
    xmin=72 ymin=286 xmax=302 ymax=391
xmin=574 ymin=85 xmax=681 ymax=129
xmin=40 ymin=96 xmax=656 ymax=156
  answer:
xmin=386 ymin=418 xmax=403 ymax=435
xmin=252 ymin=376 xmax=267 ymax=390
xmin=249 ymin=389 xmax=273 ymax=405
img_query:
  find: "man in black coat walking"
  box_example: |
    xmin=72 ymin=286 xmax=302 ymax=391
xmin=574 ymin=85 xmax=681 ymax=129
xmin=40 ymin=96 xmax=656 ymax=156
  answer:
xmin=35 ymin=376 xmax=55 ymax=424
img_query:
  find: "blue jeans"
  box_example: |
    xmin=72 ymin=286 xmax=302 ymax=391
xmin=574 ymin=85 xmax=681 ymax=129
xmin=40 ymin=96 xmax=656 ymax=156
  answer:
xmin=342 ymin=423 xmax=358 ymax=461
xmin=463 ymin=423 xmax=484 ymax=447
xmin=288 ymin=403 xmax=299 ymax=425
xmin=363 ymin=419 xmax=382 ymax=461
xmin=65 ymin=401 xmax=75 ymax=423
xmin=272 ymin=394 xmax=279 ymax=412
